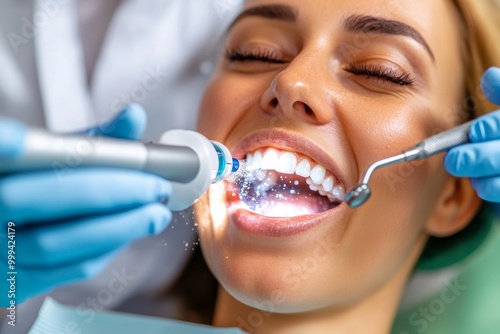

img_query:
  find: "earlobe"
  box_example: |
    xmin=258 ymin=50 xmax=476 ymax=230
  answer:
xmin=425 ymin=176 xmax=482 ymax=237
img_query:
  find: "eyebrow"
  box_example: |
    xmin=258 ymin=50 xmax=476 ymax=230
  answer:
xmin=227 ymin=6 xmax=435 ymax=62
xmin=342 ymin=15 xmax=435 ymax=62
xmin=227 ymin=4 xmax=297 ymax=31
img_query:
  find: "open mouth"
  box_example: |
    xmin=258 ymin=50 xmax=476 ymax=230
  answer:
xmin=227 ymin=148 xmax=345 ymax=218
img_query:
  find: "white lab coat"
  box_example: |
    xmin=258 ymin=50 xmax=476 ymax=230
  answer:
xmin=0 ymin=0 xmax=242 ymax=332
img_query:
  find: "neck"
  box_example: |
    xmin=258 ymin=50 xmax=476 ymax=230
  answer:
xmin=212 ymin=235 xmax=426 ymax=334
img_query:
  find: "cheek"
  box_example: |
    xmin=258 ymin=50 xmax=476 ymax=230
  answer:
xmin=340 ymin=90 xmax=447 ymax=204
xmin=335 ymin=95 xmax=450 ymax=281
xmin=344 ymin=99 xmax=436 ymax=168
xmin=197 ymin=73 xmax=266 ymax=141
xmin=197 ymin=78 xmax=233 ymax=139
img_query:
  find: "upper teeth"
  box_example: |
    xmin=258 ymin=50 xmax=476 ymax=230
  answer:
xmin=245 ymin=148 xmax=345 ymax=202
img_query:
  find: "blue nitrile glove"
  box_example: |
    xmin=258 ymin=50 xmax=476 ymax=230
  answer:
xmin=0 ymin=104 xmax=172 ymax=307
xmin=445 ymin=67 xmax=500 ymax=203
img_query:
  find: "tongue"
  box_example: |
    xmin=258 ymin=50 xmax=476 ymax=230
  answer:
xmin=229 ymin=170 xmax=336 ymax=217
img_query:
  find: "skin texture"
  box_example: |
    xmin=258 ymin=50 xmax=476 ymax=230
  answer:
xmin=195 ymin=0 xmax=482 ymax=332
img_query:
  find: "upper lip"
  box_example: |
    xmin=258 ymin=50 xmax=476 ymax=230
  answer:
xmin=233 ymin=129 xmax=350 ymax=189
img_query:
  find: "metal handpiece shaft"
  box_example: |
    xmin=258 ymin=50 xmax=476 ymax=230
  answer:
xmin=0 ymin=129 xmax=200 ymax=183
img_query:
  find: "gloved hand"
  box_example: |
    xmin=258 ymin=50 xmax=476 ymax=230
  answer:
xmin=0 ymin=104 xmax=172 ymax=306
xmin=445 ymin=67 xmax=500 ymax=203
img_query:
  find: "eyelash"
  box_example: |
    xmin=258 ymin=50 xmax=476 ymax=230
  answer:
xmin=225 ymin=48 xmax=285 ymax=64
xmin=225 ymin=49 xmax=415 ymax=86
xmin=345 ymin=63 xmax=415 ymax=86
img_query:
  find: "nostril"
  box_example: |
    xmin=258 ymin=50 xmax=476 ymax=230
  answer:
xmin=304 ymin=104 xmax=313 ymax=115
xmin=271 ymin=97 xmax=279 ymax=108
xmin=292 ymin=101 xmax=314 ymax=116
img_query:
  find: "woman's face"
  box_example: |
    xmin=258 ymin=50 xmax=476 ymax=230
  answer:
xmin=196 ymin=0 xmax=464 ymax=312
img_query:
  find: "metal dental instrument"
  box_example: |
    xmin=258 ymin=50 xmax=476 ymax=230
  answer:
xmin=345 ymin=120 xmax=474 ymax=208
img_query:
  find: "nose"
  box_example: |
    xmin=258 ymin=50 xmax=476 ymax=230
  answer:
xmin=260 ymin=54 xmax=335 ymax=125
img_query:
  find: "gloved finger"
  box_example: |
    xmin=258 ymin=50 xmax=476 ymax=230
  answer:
xmin=469 ymin=109 xmax=500 ymax=142
xmin=16 ymin=250 xmax=118 ymax=303
xmin=481 ymin=67 xmax=500 ymax=105
xmin=0 ymin=168 xmax=171 ymax=225
xmin=471 ymin=176 xmax=500 ymax=203
xmin=0 ymin=118 xmax=26 ymax=159
xmin=15 ymin=203 xmax=171 ymax=268
xmin=78 ymin=104 xmax=147 ymax=140
xmin=444 ymin=141 xmax=500 ymax=177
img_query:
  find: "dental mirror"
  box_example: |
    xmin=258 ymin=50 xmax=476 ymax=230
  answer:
xmin=345 ymin=184 xmax=371 ymax=208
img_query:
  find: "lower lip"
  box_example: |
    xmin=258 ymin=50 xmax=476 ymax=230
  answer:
xmin=228 ymin=203 xmax=344 ymax=238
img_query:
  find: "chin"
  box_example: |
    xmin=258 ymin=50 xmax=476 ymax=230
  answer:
xmin=220 ymin=276 xmax=342 ymax=314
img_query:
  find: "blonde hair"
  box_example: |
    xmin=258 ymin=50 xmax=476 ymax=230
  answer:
xmin=418 ymin=0 xmax=500 ymax=270
xmin=452 ymin=0 xmax=500 ymax=118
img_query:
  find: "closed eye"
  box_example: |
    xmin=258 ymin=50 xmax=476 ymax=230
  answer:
xmin=345 ymin=63 xmax=415 ymax=86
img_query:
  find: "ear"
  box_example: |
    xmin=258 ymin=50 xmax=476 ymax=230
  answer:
xmin=425 ymin=175 xmax=482 ymax=237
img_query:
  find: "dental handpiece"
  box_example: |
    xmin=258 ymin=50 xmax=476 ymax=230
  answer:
xmin=345 ymin=120 xmax=474 ymax=208
xmin=0 ymin=128 xmax=239 ymax=211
